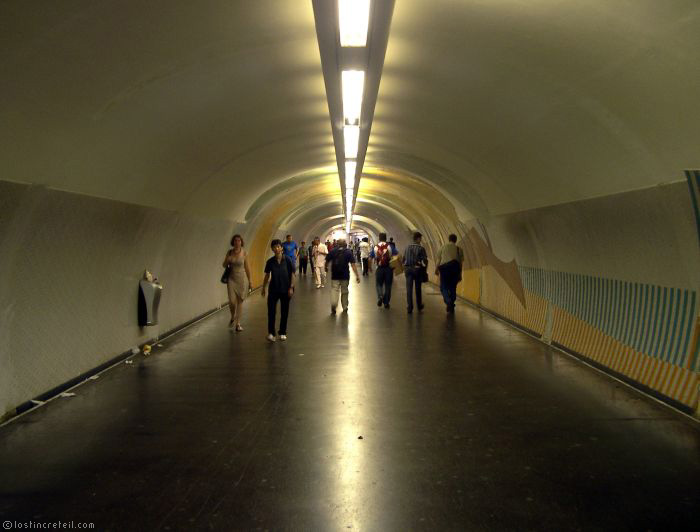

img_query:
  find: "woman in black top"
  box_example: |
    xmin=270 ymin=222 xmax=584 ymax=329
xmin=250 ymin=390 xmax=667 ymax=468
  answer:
xmin=261 ymin=239 xmax=296 ymax=342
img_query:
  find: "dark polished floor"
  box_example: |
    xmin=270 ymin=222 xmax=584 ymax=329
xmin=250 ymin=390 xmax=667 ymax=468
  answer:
xmin=1 ymin=273 xmax=699 ymax=531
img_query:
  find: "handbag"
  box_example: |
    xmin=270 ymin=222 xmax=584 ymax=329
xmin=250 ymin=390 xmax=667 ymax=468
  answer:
xmin=389 ymin=254 xmax=404 ymax=275
xmin=418 ymin=266 xmax=429 ymax=283
xmin=220 ymin=264 xmax=231 ymax=284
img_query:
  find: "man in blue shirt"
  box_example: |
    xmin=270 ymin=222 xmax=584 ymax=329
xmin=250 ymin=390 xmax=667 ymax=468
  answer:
xmin=389 ymin=237 xmax=398 ymax=256
xmin=281 ymin=234 xmax=298 ymax=270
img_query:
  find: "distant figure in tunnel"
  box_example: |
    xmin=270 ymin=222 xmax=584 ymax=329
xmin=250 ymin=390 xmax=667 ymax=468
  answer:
xmin=436 ymin=234 xmax=464 ymax=313
xmin=299 ymin=241 xmax=308 ymax=275
xmin=375 ymin=233 xmax=394 ymax=308
xmin=388 ymin=237 xmax=398 ymax=256
xmin=403 ymin=231 xmax=428 ymax=314
xmin=222 ymin=234 xmax=252 ymax=331
xmin=359 ymin=237 xmax=371 ymax=276
xmin=313 ymin=237 xmax=328 ymax=288
xmin=282 ymin=234 xmax=299 ymax=269
xmin=325 ymin=239 xmax=360 ymax=314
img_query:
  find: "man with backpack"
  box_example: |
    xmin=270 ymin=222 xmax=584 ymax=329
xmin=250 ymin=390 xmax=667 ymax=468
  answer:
xmin=325 ymin=239 xmax=360 ymax=314
xmin=374 ymin=232 xmax=394 ymax=308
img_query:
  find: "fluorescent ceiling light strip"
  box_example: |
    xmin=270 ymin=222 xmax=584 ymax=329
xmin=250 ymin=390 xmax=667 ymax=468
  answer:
xmin=339 ymin=0 xmax=370 ymax=47
xmin=342 ymin=70 xmax=364 ymax=124
xmin=344 ymin=125 xmax=359 ymax=158
xmin=345 ymin=160 xmax=357 ymax=185
xmin=345 ymin=172 xmax=355 ymax=189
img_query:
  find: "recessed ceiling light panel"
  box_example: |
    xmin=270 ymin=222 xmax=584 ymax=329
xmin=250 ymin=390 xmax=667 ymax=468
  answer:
xmin=339 ymin=0 xmax=370 ymax=47
xmin=342 ymin=70 xmax=364 ymax=124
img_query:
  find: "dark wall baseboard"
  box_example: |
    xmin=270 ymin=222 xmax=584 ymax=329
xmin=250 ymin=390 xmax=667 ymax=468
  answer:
xmin=551 ymin=342 xmax=695 ymax=416
xmin=467 ymin=298 xmax=695 ymax=418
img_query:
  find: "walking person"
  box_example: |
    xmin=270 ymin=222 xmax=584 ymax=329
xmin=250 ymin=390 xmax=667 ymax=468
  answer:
xmin=261 ymin=239 xmax=296 ymax=342
xmin=359 ymin=237 xmax=371 ymax=276
xmin=389 ymin=237 xmax=398 ymax=256
xmin=299 ymin=240 xmax=309 ymax=276
xmin=222 ymin=234 xmax=253 ymax=330
xmin=325 ymin=239 xmax=361 ymax=314
xmin=282 ymin=234 xmax=299 ymax=270
xmin=374 ymin=233 xmax=394 ymax=308
xmin=313 ymin=237 xmax=329 ymax=288
xmin=435 ymin=234 xmax=464 ymax=313
xmin=403 ymin=231 xmax=428 ymax=314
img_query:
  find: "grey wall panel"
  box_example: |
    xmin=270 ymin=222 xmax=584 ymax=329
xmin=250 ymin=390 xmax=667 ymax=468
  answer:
xmin=486 ymin=180 xmax=700 ymax=291
xmin=0 ymin=181 xmax=239 ymax=417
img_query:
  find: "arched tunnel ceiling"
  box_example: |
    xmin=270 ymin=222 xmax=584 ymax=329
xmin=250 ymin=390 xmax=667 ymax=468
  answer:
xmin=372 ymin=0 xmax=700 ymax=216
xmin=2 ymin=1 xmax=699 ymax=231
xmin=1 ymin=0 xmax=332 ymax=223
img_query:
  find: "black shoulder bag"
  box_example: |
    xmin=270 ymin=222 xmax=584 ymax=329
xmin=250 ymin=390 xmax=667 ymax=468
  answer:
xmin=221 ymin=264 xmax=232 ymax=284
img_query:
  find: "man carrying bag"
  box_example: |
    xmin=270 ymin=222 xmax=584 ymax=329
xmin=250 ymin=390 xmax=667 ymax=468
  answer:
xmin=435 ymin=233 xmax=464 ymax=313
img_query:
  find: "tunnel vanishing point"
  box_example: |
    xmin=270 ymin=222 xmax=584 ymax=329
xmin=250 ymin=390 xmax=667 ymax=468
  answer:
xmin=1 ymin=1 xmax=699 ymax=529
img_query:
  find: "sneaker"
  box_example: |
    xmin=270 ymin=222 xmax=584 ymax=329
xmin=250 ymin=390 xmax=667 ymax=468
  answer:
xmin=331 ymin=307 xmax=336 ymax=315
xmin=384 ymin=303 xmax=390 ymax=309
xmin=377 ymin=299 xmax=383 ymax=307
xmin=279 ymin=334 xmax=287 ymax=341
xmin=418 ymin=304 xmax=425 ymax=312
xmin=316 ymin=285 xmax=321 ymax=289
xmin=266 ymin=333 xmax=276 ymax=342
xmin=321 ymin=284 xmax=325 ymax=288
xmin=407 ymin=308 xmax=413 ymax=314
xmin=235 ymin=324 xmax=243 ymax=332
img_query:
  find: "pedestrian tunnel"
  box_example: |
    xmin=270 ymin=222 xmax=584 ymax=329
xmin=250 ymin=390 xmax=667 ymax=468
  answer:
xmin=1 ymin=3 xmax=700 ymax=525
xmin=0 ymin=0 xmax=700 ymax=530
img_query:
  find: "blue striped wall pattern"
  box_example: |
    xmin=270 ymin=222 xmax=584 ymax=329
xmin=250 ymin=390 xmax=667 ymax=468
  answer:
xmin=519 ymin=266 xmax=698 ymax=372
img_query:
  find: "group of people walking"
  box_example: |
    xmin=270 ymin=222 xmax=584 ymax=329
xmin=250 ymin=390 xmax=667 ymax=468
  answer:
xmin=222 ymin=231 xmax=465 ymax=341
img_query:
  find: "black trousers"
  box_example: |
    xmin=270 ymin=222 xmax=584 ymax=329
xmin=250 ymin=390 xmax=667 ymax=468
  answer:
xmin=362 ymin=258 xmax=369 ymax=276
xmin=267 ymin=291 xmax=290 ymax=335
xmin=439 ymin=260 xmax=461 ymax=309
xmin=405 ymin=267 xmax=423 ymax=311
xmin=299 ymin=257 xmax=308 ymax=274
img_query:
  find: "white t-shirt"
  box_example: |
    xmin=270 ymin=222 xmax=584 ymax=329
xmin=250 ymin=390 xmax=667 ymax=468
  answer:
xmin=314 ymin=243 xmax=328 ymax=261
xmin=359 ymin=241 xmax=370 ymax=259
